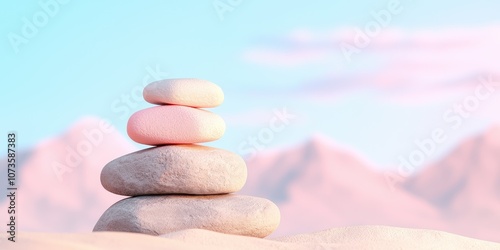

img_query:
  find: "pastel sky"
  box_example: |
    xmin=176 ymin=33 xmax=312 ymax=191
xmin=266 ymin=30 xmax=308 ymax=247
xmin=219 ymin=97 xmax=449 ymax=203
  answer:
xmin=1 ymin=0 xmax=500 ymax=169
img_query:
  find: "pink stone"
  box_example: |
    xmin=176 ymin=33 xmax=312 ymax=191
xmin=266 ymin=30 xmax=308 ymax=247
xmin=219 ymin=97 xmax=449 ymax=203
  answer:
xmin=127 ymin=106 xmax=225 ymax=145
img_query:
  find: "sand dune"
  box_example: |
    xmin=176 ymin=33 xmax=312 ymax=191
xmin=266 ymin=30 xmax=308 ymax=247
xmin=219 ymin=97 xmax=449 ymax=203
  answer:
xmin=2 ymin=226 xmax=499 ymax=250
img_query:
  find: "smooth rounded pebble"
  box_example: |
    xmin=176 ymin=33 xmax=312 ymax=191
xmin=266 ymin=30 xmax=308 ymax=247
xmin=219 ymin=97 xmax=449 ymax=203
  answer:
xmin=127 ymin=105 xmax=225 ymax=145
xmin=93 ymin=195 xmax=281 ymax=238
xmin=143 ymin=78 xmax=224 ymax=108
xmin=101 ymin=145 xmax=247 ymax=196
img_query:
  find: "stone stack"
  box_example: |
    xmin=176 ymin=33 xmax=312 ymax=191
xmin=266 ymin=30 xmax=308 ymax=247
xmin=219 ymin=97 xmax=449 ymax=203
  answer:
xmin=93 ymin=79 xmax=280 ymax=238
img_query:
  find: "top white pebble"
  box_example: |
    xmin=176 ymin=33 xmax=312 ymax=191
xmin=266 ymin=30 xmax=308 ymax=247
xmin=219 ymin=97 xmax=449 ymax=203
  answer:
xmin=143 ymin=78 xmax=224 ymax=108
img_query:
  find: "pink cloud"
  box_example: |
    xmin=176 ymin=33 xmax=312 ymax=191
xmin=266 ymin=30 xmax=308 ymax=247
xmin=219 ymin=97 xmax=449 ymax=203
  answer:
xmin=243 ymin=25 xmax=500 ymax=106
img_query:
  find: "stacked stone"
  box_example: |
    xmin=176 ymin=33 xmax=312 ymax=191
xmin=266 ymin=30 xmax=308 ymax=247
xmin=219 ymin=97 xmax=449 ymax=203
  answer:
xmin=93 ymin=79 xmax=280 ymax=238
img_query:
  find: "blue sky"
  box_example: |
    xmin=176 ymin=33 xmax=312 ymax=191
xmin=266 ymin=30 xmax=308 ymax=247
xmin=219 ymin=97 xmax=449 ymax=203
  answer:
xmin=2 ymin=1 xmax=500 ymax=168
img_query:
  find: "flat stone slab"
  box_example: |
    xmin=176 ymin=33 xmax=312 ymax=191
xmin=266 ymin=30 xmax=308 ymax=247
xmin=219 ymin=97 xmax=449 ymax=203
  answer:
xmin=93 ymin=195 xmax=281 ymax=238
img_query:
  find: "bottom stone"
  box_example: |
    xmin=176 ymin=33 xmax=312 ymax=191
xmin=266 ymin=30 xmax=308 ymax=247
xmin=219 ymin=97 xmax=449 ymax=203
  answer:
xmin=93 ymin=194 xmax=280 ymax=238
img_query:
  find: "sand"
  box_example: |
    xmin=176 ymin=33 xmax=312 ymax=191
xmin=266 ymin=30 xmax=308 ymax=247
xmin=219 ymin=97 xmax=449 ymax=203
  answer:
xmin=2 ymin=226 xmax=499 ymax=250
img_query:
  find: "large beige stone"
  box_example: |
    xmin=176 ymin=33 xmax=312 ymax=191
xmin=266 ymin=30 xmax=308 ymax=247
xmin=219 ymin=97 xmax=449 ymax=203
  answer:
xmin=101 ymin=145 xmax=247 ymax=196
xmin=93 ymin=195 xmax=280 ymax=238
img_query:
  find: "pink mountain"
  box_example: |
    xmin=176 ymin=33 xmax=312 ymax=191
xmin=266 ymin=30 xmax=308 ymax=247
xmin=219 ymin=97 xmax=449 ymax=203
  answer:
xmin=240 ymin=135 xmax=445 ymax=236
xmin=240 ymin=130 xmax=500 ymax=242
xmin=0 ymin=117 xmax=136 ymax=232
xmin=3 ymin=117 xmax=500 ymax=243
xmin=404 ymin=126 xmax=500 ymax=241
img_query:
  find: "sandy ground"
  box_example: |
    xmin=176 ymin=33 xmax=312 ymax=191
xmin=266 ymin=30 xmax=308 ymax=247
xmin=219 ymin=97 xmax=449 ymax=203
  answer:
xmin=1 ymin=226 xmax=499 ymax=250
